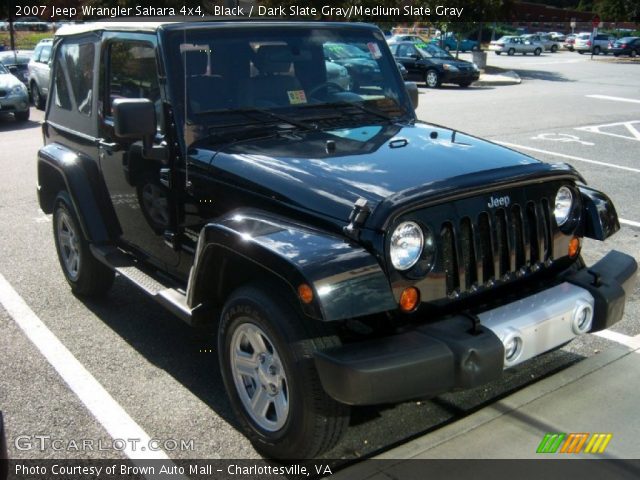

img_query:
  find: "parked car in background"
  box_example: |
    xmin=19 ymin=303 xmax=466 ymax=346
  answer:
xmin=323 ymin=42 xmax=384 ymax=89
xmin=0 ymin=51 xmax=32 ymax=86
xmin=391 ymin=41 xmax=479 ymax=88
xmin=28 ymin=38 xmax=52 ymax=109
xmin=430 ymin=32 xmax=479 ymax=52
xmin=0 ymin=61 xmax=30 ymax=121
xmin=325 ymin=60 xmax=351 ymax=91
xmin=522 ymin=34 xmax=561 ymax=52
xmin=13 ymin=17 xmax=50 ymax=31
xmin=489 ymin=36 xmax=543 ymax=56
xmin=387 ymin=34 xmax=424 ymax=44
xmin=563 ymin=34 xmax=577 ymax=50
xmin=549 ymin=32 xmax=566 ymax=41
xmin=608 ymin=37 xmax=639 ymax=57
xmin=574 ymin=32 xmax=615 ymax=55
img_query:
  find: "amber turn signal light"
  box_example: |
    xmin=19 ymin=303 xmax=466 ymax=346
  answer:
xmin=568 ymin=236 xmax=580 ymax=258
xmin=399 ymin=287 xmax=420 ymax=312
xmin=298 ymin=284 xmax=314 ymax=304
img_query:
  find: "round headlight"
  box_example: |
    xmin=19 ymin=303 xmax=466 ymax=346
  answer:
xmin=554 ymin=186 xmax=573 ymax=227
xmin=390 ymin=221 xmax=424 ymax=271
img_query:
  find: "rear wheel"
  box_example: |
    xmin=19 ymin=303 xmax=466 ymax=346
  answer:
xmin=507 ymin=48 xmax=515 ymax=56
xmin=495 ymin=51 xmax=501 ymax=55
xmin=32 ymin=82 xmax=45 ymax=110
xmin=631 ymin=49 xmax=638 ymax=58
xmin=593 ymin=46 xmax=601 ymax=55
xmin=551 ymin=44 xmax=558 ymax=53
xmin=218 ymin=285 xmax=349 ymax=459
xmin=53 ymin=192 xmax=114 ymax=297
xmin=425 ymin=69 xmax=441 ymax=88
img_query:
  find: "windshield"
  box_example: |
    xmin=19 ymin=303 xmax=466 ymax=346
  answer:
xmin=0 ymin=63 xmax=8 ymax=74
xmin=416 ymin=43 xmax=452 ymax=59
xmin=165 ymin=26 xmax=409 ymax=125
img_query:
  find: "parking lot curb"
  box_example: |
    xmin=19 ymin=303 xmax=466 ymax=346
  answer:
xmin=334 ymin=344 xmax=633 ymax=479
xmin=474 ymin=70 xmax=521 ymax=86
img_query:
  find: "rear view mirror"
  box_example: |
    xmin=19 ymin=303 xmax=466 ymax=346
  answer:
xmin=405 ymin=82 xmax=419 ymax=109
xmin=113 ymin=98 xmax=156 ymax=139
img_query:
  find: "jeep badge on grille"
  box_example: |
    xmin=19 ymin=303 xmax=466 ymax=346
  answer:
xmin=487 ymin=195 xmax=511 ymax=208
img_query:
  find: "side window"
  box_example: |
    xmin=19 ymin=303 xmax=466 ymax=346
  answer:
xmin=40 ymin=45 xmax=51 ymax=64
xmin=106 ymin=41 xmax=162 ymax=130
xmin=49 ymin=37 xmax=99 ymax=137
xmin=33 ymin=45 xmax=43 ymax=62
xmin=56 ymin=42 xmax=95 ymax=116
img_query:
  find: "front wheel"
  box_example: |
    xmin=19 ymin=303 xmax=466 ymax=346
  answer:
xmin=551 ymin=44 xmax=558 ymax=53
xmin=425 ymin=69 xmax=441 ymax=88
xmin=507 ymin=48 xmax=515 ymax=56
xmin=495 ymin=51 xmax=501 ymax=55
xmin=53 ymin=192 xmax=114 ymax=296
xmin=593 ymin=46 xmax=601 ymax=55
xmin=14 ymin=109 xmax=30 ymax=122
xmin=534 ymin=48 xmax=542 ymax=56
xmin=32 ymin=82 xmax=45 ymax=110
xmin=218 ymin=285 xmax=349 ymax=459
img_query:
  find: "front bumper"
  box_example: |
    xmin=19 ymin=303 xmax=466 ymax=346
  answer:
xmin=0 ymin=94 xmax=30 ymax=113
xmin=441 ymin=70 xmax=480 ymax=84
xmin=315 ymin=250 xmax=637 ymax=405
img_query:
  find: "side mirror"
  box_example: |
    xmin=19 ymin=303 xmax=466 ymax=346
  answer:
xmin=113 ymin=98 xmax=166 ymax=161
xmin=405 ymin=81 xmax=419 ymax=109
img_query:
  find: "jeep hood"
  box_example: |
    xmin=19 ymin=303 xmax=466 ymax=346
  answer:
xmin=200 ymin=122 xmax=581 ymax=227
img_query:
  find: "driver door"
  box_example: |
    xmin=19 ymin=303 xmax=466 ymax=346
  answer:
xmin=97 ymin=35 xmax=180 ymax=270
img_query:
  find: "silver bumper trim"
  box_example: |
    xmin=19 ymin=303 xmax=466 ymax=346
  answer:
xmin=478 ymin=282 xmax=595 ymax=368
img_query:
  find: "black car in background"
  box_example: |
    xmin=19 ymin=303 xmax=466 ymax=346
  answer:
xmin=608 ymin=37 xmax=639 ymax=57
xmin=390 ymin=41 xmax=479 ymax=88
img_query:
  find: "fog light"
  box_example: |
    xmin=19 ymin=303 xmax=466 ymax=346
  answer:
xmin=504 ymin=334 xmax=523 ymax=364
xmin=399 ymin=287 xmax=420 ymax=312
xmin=568 ymin=237 xmax=580 ymax=258
xmin=572 ymin=301 xmax=593 ymax=334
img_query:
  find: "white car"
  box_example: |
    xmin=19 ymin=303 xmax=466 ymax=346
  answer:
xmin=489 ymin=36 xmax=543 ymax=56
xmin=522 ymin=34 xmax=561 ymax=52
xmin=574 ymin=32 xmax=614 ymax=55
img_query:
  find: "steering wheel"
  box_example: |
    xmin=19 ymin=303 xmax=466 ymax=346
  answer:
xmin=307 ymin=82 xmax=347 ymax=99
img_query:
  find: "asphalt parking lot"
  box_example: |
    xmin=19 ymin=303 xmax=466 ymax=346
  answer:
xmin=0 ymin=49 xmax=638 ymax=464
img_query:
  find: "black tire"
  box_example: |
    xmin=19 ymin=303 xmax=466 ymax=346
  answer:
xmin=631 ymin=49 xmax=638 ymax=58
xmin=507 ymin=48 xmax=515 ymax=56
xmin=534 ymin=48 xmax=542 ymax=56
xmin=495 ymin=51 xmax=501 ymax=55
xmin=218 ymin=285 xmax=349 ymax=459
xmin=14 ymin=109 xmax=30 ymax=122
xmin=32 ymin=82 xmax=45 ymax=110
xmin=551 ymin=44 xmax=558 ymax=53
xmin=578 ymin=50 xmax=584 ymax=54
xmin=593 ymin=46 xmax=601 ymax=55
xmin=53 ymin=192 xmax=115 ymax=297
xmin=458 ymin=82 xmax=472 ymax=88
xmin=424 ymin=69 xmax=441 ymax=88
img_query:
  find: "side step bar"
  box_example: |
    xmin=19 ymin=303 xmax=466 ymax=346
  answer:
xmin=90 ymin=245 xmax=211 ymax=327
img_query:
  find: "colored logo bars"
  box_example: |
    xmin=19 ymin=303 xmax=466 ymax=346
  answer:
xmin=537 ymin=433 xmax=613 ymax=454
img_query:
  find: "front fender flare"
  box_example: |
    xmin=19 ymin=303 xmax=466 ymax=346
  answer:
xmin=187 ymin=210 xmax=397 ymax=321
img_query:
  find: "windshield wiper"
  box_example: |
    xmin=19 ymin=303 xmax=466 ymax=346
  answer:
xmin=324 ymin=100 xmax=409 ymax=123
xmin=196 ymin=107 xmax=316 ymax=131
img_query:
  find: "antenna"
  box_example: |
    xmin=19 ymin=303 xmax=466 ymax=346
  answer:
xmin=183 ymin=25 xmax=191 ymax=189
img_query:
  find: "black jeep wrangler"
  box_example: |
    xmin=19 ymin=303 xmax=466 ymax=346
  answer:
xmin=38 ymin=21 xmax=636 ymax=459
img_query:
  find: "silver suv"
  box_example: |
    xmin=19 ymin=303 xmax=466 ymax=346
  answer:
xmin=574 ymin=32 xmax=614 ymax=55
xmin=28 ymin=38 xmax=52 ymax=109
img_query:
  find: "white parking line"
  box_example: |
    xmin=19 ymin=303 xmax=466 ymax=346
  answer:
xmin=586 ymin=95 xmax=640 ymax=104
xmin=496 ymin=141 xmax=640 ymax=174
xmin=620 ymin=218 xmax=640 ymax=228
xmin=0 ymin=273 xmax=174 ymax=465
xmin=593 ymin=330 xmax=640 ymax=350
